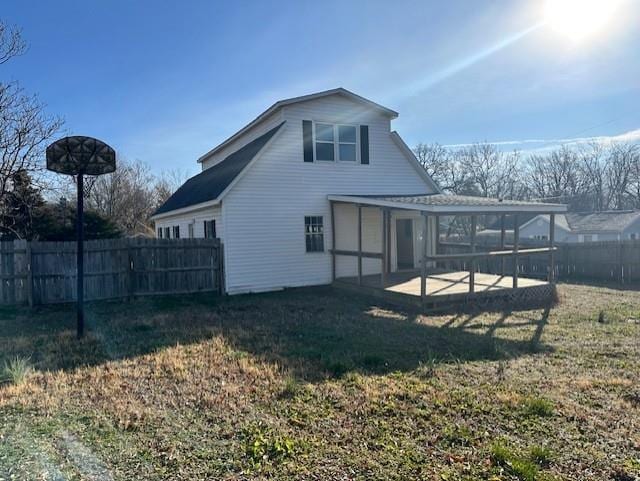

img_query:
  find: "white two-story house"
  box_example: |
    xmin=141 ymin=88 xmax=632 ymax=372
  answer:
xmin=151 ymin=88 xmax=565 ymax=295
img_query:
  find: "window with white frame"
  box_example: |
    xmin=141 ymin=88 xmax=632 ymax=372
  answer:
xmin=157 ymin=227 xmax=163 ymax=238
xmin=304 ymin=216 xmax=324 ymax=252
xmin=188 ymin=223 xmax=194 ymax=238
xmin=164 ymin=227 xmax=170 ymax=239
xmin=173 ymin=226 xmax=180 ymax=239
xmin=314 ymin=123 xmax=357 ymax=162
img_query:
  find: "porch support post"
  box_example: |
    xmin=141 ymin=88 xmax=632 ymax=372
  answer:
xmin=357 ymin=204 xmax=363 ymax=286
xmin=500 ymin=214 xmax=506 ymax=276
xmin=387 ymin=210 xmax=392 ymax=273
xmin=381 ymin=208 xmax=388 ymax=288
xmin=469 ymin=215 xmax=476 ymax=293
xmin=434 ymin=215 xmax=440 ymax=268
xmin=330 ymin=201 xmax=336 ymax=282
xmin=512 ymin=214 xmax=519 ymax=288
xmin=548 ymin=213 xmax=556 ymax=284
xmin=421 ymin=212 xmax=428 ymax=306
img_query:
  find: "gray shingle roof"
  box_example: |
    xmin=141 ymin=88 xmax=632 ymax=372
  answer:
xmin=154 ymin=122 xmax=284 ymax=216
xmin=350 ymin=194 xmax=564 ymax=209
xmin=361 ymin=194 xmax=550 ymax=207
xmin=565 ymin=211 xmax=640 ymax=232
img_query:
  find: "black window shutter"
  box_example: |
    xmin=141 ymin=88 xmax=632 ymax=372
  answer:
xmin=303 ymin=120 xmax=313 ymax=162
xmin=360 ymin=125 xmax=369 ymax=164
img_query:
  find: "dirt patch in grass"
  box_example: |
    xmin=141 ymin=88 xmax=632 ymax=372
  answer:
xmin=0 ymin=283 xmax=639 ymax=480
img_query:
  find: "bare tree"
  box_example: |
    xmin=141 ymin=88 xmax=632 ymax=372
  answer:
xmin=0 ymin=20 xmax=63 ymax=213
xmin=413 ymin=143 xmax=474 ymax=194
xmin=0 ymin=21 xmax=27 ymax=64
xmin=153 ymin=168 xmax=190 ymax=208
xmin=606 ymin=143 xmax=636 ymax=210
xmin=458 ymin=143 xmax=524 ymax=199
xmin=86 ymin=159 xmax=157 ymax=236
xmin=525 ymin=146 xmax=586 ymax=209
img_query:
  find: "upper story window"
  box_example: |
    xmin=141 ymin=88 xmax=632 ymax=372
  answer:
xmin=164 ymin=227 xmax=170 ymax=239
xmin=338 ymin=125 xmax=357 ymax=161
xmin=314 ymin=123 xmax=358 ymax=162
xmin=157 ymin=227 xmax=163 ymax=239
xmin=188 ymin=223 xmax=194 ymax=238
xmin=173 ymin=226 xmax=180 ymax=239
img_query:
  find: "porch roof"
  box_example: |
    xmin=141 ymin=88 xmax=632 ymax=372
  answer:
xmin=327 ymin=194 xmax=567 ymax=214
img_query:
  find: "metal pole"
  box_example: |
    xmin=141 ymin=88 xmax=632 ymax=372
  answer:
xmin=469 ymin=215 xmax=476 ymax=293
xmin=357 ymin=205 xmax=363 ymax=286
xmin=512 ymin=214 xmax=519 ymax=289
xmin=500 ymin=214 xmax=506 ymax=276
xmin=380 ymin=209 xmax=387 ymax=289
xmin=421 ymin=212 xmax=428 ymax=306
xmin=330 ymin=201 xmax=336 ymax=282
xmin=549 ymin=213 xmax=556 ymax=284
xmin=77 ymin=173 xmax=84 ymax=339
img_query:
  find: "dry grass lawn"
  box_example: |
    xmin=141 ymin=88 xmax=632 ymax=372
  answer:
xmin=0 ymin=283 xmax=639 ymax=480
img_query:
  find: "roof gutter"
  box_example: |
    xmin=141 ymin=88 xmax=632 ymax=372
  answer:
xmin=150 ymin=198 xmax=221 ymax=222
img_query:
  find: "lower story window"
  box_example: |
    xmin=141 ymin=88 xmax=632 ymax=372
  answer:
xmin=173 ymin=226 xmax=180 ymax=239
xmin=204 ymin=220 xmax=216 ymax=239
xmin=305 ymin=216 xmax=324 ymax=252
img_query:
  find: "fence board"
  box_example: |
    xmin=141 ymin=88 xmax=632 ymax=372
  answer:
xmin=0 ymin=238 xmax=222 ymax=305
xmin=441 ymin=238 xmax=640 ymax=284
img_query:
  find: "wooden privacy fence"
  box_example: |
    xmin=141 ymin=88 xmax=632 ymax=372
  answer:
xmin=439 ymin=239 xmax=640 ymax=284
xmin=0 ymin=238 xmax=223 ymax=306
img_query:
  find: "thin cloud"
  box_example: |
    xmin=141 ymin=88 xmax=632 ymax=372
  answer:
xmin=443 ymin=128 xmax=640 ymax=151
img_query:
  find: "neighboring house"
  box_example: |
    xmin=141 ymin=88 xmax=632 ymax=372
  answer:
xmin=478 ymin=211 xmax=640 ymax=243
xmin=151 ymin=88 xmax=564 ymax=294
xmin=520 ymin=212 xmax=640 ymax=243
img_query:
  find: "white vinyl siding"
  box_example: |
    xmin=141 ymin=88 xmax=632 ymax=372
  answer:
xmin=154 ymin=205 xmax=223 ymax=242
xmin=221 ymin=94 xmax=435 ymax=294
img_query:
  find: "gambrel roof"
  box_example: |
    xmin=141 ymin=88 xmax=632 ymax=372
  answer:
xmin=197 ymin=88 xmax=398 ymax=164
xmin=153 ymin=122 xmax=284 ymax=216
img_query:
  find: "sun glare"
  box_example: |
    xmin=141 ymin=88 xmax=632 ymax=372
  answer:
xmin=545 ymin=0 xmax=622 ymax=41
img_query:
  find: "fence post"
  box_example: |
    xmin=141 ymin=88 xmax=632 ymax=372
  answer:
xmin=26 ymin=241 xmax=34 ymax=307
xmin=211 ymin=241 xmax=217 ymax=293
xmin=219 ymin=242 xmax=225 ymax=295
xmin=618 ymin=241 xmax=624 ymax=285
xmin=127 ymin=239 xmax=135 ymax=300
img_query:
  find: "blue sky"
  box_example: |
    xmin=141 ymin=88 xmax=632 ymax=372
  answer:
xmin=3 ymin=0 xmax=639 ymax=177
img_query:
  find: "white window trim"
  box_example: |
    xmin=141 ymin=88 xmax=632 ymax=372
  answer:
xmin=312 ymin=122 xmax=360 ymax=163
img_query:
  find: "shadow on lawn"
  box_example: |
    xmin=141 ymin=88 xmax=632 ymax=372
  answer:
xmin=0 ymin=287 xmax=552 ymax=380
